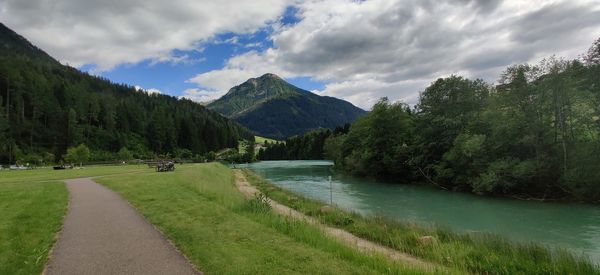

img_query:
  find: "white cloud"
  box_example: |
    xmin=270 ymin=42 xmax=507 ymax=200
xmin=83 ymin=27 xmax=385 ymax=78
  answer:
xmin=188 ymin=0 xmax=600 ymax=109
xmin=318 ymin=78 xmax=429 ymax=109
xmin=187 ymin=68 xmax=258 ymax=92
xmin=179 ymin=88 xmax=220 ymax=103
xmin=244 ymin=42 xmax=263 ymax=49
xmin=5 ymin=0 xmax=600 ymax=109
xmin=134 ymin=85 xmax=162 ymax=94
xmin=149 ymin=53 xmax=205 ymax=66
xmin=0 ymin=0 xmax=291 ymax=70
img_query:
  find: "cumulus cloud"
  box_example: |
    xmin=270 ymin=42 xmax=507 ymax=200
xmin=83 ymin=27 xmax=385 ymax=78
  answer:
xmin=0 ymin=0 xmax=290 ymax=70
xmin=4 ymin=0 xmax=600 ymax=109
xmin=189 ymin=0 xmax=600 ymax=108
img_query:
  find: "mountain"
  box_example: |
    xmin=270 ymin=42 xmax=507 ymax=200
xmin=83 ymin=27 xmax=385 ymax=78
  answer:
xmin=0 ymin=23 xmax=252 ymax=163
xmin=0 ymin=23 xmax=59 ymax=64
xmin=208 ymin=73 xmax=366 ymax=139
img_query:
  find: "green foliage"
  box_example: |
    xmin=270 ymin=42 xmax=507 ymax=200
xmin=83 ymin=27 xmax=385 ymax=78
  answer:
xmin=117 ymin=147 xmax=133 ymax=162
xmin=338 ymin=98 xmax=415 ymax=179
xmin=258 ymin=127 xmax=342 ymax=160
xmin=323 ymin=134 xmax=345 ymax=161
xmin=329 ymin=38 xmax=600 ymax=202
xmin=208 ymin=73 xmax=365 ymax=139
xmin=64 ymin=144 xmax=90 ymax=166
xmin=41 ymin=152 xmax=54 ymax=165
xmin=19 ymin=153 xmax=42 ymax=167
xmin=175 ymin=148 xmax=192 ymax=160
xmin=205 ymin=151 xmax=216 ymax=162
xmin=0 ymin=23 xmax=252 ymax=164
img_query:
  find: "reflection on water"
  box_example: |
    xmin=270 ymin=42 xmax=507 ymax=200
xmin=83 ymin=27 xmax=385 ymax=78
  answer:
xmin=241 ymin=160 xmax=600 ymax=262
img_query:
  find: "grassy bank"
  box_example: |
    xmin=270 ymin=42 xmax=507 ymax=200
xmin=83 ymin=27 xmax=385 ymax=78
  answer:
xmin=96 ymin=163 xmax=436 ymax=274
xmin=241 ymin=169 xmax=600 ymax=275
xmin=0 ymin=165 xmax=149 ymax=274
xmin=0 ymin=180 xmax=66 ymax=274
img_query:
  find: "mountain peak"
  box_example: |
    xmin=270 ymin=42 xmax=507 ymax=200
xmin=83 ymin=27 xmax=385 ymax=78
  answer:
xmin=245 ymin=73 xmax=283 ymax=86
xmin=207 ymin=74 xmax=366 ymax=139
xmin=259 ymin=73 xmax=281 ymax=79
xmin=209 ymin=73 xmax=303 ymax=117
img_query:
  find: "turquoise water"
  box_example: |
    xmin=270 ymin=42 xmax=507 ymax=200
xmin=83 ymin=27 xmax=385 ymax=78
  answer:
xmin=242 ymin=160 xmax=600 ymax=262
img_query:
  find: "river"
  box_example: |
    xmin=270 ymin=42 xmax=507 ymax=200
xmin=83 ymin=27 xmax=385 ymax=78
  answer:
xmin=241 ymin=160 xmax=600 ymax=262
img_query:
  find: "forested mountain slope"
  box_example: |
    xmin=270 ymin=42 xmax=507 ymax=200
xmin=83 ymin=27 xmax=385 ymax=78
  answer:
xmin=0 ymin=23 xmax=252 ymax=163
xmin=208 ymin=73 xmax=365 ymax=139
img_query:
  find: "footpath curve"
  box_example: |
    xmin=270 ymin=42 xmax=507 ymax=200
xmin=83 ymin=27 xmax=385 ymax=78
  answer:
xmin=44 ymin=178 xmax=200 ymax=275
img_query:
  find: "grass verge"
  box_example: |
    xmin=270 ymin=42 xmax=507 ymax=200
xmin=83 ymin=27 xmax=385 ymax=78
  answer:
xmin=0 ymin=165 xmax=150 ymax=274
xmin=241 ymin=168 xmax=600 ymax=275
xmin=96 ymin=163 xmax=435 ymax=274
xmin=0 ymin=180 xmax=67 ymax=275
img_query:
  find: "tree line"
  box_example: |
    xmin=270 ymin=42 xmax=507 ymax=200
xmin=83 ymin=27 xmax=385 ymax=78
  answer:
xmin=0 ymin=27 xmax=253 ymax=165
xmin=257 ymin=125 xmax=349 ymax=161
xmin=261 ymin=38 xmax=600 ymax=202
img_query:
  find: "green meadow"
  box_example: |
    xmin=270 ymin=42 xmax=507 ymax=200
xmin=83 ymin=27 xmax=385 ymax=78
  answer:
xmin=1 ymin=164 xmax=435 ymax=274
xmin=3 ymin=163 xmax=597 ymax=274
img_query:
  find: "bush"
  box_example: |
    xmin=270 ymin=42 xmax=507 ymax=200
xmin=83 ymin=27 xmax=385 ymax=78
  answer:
xmin=117 ymin=147 xmax=133 ymax=162
xmin=64 ymin=144 xmax=91 ymax=166
xmin=206 ymin=151 xmax=216 ymax=162
xmin=246 ymin=193 xmax=271 ymax=214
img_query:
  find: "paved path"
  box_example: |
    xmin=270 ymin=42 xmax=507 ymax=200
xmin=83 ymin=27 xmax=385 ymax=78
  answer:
xmin=44 ymin=178 xmax=199 ymax=275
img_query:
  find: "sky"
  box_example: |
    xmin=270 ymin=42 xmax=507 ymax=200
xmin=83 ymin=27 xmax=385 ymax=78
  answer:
xmin=2 ymin=0 xmax=600 ymax=110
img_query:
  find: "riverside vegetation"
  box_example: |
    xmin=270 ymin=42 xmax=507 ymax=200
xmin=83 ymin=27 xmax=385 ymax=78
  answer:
xmin=2 ymin=163 xmax=598 ymax=274
xmin=241 ymin=168 xmax=600 ymax=274
xmin=259 ymin=37 xmax=600 ymax=203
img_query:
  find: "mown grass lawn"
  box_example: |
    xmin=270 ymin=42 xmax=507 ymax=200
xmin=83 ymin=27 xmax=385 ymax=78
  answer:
xmin=0 ymin=165 xmax=148 ymax=185
xmin=0 ymin=180 xmax=66 ymax=275
xmin=97 ymin=163 xmax=435 ymax=274
xmin=0 ymin=165 xmax=149 ymax=275
xmin=241 ymin=169 xmax=600 ymax=275
xmin=255 ymin=135 xmax=279 ymax=144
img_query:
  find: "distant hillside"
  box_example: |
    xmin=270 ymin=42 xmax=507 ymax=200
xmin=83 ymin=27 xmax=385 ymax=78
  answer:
xmin=208 ymin=73 xmax=366 ymax=139
xmin=0 ymin=23 xmax=252 ymax=163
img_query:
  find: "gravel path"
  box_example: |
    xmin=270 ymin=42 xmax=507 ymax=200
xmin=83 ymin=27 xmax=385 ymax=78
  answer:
xmin=233 ymin=170 xmax=440 ymax=272
xmin=44 ymin=178 xmax=200 ymax=275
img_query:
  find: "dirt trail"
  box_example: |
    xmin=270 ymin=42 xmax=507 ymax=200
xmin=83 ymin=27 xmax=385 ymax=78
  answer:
xmin=233 ymin=170 xmax=440 ymax=272
xmin=44 ymin=178 xmax=200 ymax=275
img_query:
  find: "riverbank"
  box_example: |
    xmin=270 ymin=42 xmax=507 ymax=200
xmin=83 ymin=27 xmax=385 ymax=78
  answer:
xmin=241 ymin=168 xmax=600 ymax=274
xmin=2 ymin=164 xmax=429 ymax=274
xmin=95 ymin=163 xmax=431 ymax=274
xmin=232 ymin=169 xmax=443 ymax=272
